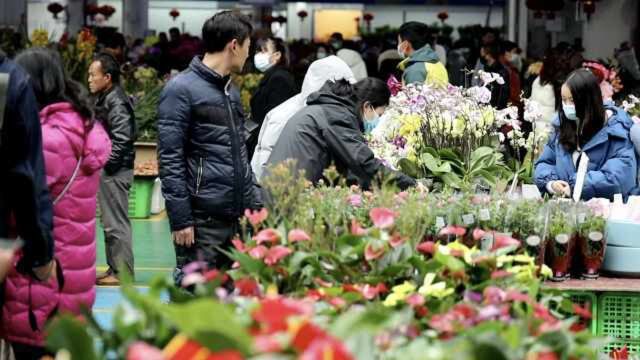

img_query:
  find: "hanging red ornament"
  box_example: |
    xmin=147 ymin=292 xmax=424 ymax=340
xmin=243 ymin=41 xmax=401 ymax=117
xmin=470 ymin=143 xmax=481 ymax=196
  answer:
xmin=47 ymin=2 xmax=64 ymax=19
xmin=97 ymin=5 xmax=116 ymax=20
xmin=263 ymin=15 xmax=274 ymax=24
xmin=437 ymin=11 xmax=449 ymax=22
xmin=85 ymin=4 xmax=99 ymax=17
xmin=169 ymin=9 xmax=180 ymax=21
xmin=276 ymin=15 xmax=287 ymax=24
xmin=297 ymin=10 xmax=308 ymax=21
xmin=363 ymin=13 xmax=374 ymax=22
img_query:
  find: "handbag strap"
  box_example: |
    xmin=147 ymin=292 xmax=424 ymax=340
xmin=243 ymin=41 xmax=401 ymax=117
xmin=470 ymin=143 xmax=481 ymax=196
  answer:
xmin=53 ymin=156 xmax=83 ymax=205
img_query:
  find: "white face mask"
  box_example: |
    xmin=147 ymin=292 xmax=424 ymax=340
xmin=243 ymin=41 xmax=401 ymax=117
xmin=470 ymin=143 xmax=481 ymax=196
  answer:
xmin=397 ymin=43 xmax=406 ymax=59
xmin=254 ymin=52 xmax=273 ymax=73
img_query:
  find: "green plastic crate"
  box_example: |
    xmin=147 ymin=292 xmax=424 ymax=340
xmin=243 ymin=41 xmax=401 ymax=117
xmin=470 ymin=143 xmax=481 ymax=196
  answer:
xmin=568 ymin=291 xmax=598 ymax=335
xmin=128 ymin=177 xmax=155 ymax=219
xmin=598 ymin=292 xmax=640 ymax=355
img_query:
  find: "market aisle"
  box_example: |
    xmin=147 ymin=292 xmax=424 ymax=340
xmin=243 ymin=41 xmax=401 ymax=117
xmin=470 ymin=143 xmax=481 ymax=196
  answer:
xmin=93 ymin=216 xmax=174 ymax=328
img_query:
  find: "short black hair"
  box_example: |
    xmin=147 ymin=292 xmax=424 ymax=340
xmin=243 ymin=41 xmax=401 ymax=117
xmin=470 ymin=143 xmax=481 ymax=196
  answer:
xmin=105 ymin=32 xmax=125 ymax=49
xmin=169 ymin=27 xmax=180 ymax=35
xmin=482 ymin=42 xmax=503 ymax=60
xmin=330 ymin=33 xmax=343 ymax=41
xmin=398 ymin=22 xmax=430 ymax=51
xmin=257 ymin=37 xmax=289 ymax=67
xmin=93 ymin=52 xmax=121 ymax=84
xmin=202 ymin=11 xmax=253 ymax=54
xmin=502 ymin=40 xmax=518 ymax=53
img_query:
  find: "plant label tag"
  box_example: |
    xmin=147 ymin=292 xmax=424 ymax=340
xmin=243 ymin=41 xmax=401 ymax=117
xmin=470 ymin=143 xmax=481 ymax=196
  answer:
xmin=463 ymin=214 xmax=475 ymax=225
xmin=481 ymin=234 xmax=494 ymax=251
xmin=614 ymin=193 xmax=623 ymax=204
xmin=577 ymin=213 xmax=586 ymax=224
xmin=573 ymin=152 xmax=589 ymax=202
xmin=436 ymin=217 xmax=445 ymax=229
xmin=479 ymin=209 xmax=491 ymax=221
xmin=522 ymin=184 xmax=542 ymax=200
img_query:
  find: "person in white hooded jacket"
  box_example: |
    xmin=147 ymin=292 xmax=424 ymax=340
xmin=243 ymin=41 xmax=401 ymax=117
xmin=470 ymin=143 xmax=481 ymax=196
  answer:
xmin=251 ymin=55 xmax=356 ymax=180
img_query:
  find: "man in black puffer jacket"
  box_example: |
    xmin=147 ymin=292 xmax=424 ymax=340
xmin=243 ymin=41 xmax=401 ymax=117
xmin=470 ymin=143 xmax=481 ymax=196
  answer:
xmin=90 ymin=52 xmax=137 ymax=285
xmin=158 ymin=11 xmax=262 ymax=286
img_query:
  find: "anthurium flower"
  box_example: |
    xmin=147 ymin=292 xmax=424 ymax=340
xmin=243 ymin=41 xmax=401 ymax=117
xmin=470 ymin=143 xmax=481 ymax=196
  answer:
xmin=439 ymin=225 xmax=466 ymax=237
xmin=203 ymin=269 xmax=228 ymax=284
xmin=609 ymin=346 xmax=629 ymax=360
xmin=300 ymin=337 xmax=354 ymax=360
xmin=417 ymin=241 xmax=437 ymax=255
xmin=350 ymin=219 xmax=367 ymax=236
xmin=254 ymin=228 xmax=281 ymax=245
xmin=360 ymin=283 xmax=388 ymax=300
xmin=572 ymin=303 xmax=592 ymax=319
xmin=254 ymin=334 xmax=284 ymax=353
xmin=249 ymin=245 xmax=268 ymax=260
xmin=127 ymin=341 xmax=164 ymax=360
xmin=505 ymin=290 xmax=531 ymax=303
xmin=445 ymin=242 xmax=474 ymax=264
xmin=472 ymin=228 xmax=486 ymax=241
xmin=418 ymin=273 xmax=454 ymax=299
xmin=483 ymin=286 xmax=506 ymax=304
xmin=245 ymin=208 xmax=269 ymax=227
xmin=406 ymin=293 xmax=425 ymax=306
xmin=389 ymin=232 xmax=406 ymax=248
xmin=490 ymin=270 xmax=513 ymax=279
xmin=291 ymin=321 xmax=329 ymax=353
xmin=252 ymin=297 xmax=312 ymax=335
xmin=369 ymin=207 xmax=397 ymax=229
xmin=365 ymin=242 xmax=386 ymax=261
xmin=234 ymin=277 xmax=261 ymax=297
xmin=288 ymin=229 xmax=311 ymax=243
xmin=492 ymin=234 xmax=520 ymax=250
xmin=383 ymin=281 xmax=416 ymax=307
xmin=232 ymin=238 xmax=247 ymax=253
xmin=264 ymin=246 xmax=293 ymax=266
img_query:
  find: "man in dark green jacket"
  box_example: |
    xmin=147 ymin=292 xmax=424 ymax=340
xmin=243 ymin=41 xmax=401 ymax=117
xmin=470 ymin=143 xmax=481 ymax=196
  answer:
xmin=397 ymin=22 xmax=449 ymax=87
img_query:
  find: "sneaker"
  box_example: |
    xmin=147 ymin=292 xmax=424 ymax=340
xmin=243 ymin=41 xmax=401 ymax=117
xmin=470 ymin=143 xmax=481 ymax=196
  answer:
xmin=96 ymin=274 xmax=120 ymax=286
xmin=96 ymin=269 xmax=113 ymax=281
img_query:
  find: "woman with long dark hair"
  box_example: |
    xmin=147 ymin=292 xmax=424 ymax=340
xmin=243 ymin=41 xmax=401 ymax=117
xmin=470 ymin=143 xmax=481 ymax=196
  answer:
xmin=267 ymin=77 xmax=415 ymax=190
xmin=2 ymin=48 xmax=111 ymax=359
xmin=529 ymin=48 xmax=570 ymax=123
xmin=534 ymin=69 xmax=636 ymax=200
xmin=248 ymin=37 xmax=297 ymax=159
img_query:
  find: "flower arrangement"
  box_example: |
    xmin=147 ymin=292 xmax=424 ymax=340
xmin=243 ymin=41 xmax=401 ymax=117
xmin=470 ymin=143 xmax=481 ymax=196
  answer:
xmin=29 ymin=29 xmax=50 ymax=48
xmin=583 ymin=61 xmax=623 ymax=101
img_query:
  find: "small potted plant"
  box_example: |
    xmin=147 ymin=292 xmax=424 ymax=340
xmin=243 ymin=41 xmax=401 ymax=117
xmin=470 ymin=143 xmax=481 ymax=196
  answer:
xmin=577 ymin=208 xmax=607 ymax=279
xmin=546 ymin=202 xmax=576 ymax=281
xmin=525 ymin=206 xmax=548 ymax=267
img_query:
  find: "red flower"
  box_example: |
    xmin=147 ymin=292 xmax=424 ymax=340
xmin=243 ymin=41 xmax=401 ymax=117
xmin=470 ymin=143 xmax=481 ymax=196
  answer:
xmin=505 ymin=290 xmax=531 ymax=303
xmin=232 ymin=238 xmax=247 ymax=253
xmin=572 ymin=303 xmax=592 ymax=319
xmin=532 ymin=351 xmax=560 ymax=360
xmin=208 ymin=350 xmax=244 ymax=360
xmin=300 ymin=338 xmax=354 ymax=360
xmin=245 ymin=208 xmax=269 ymax=227
xmin=264 ymin=246 xmax=293 ymax=266
xmin=389 ymin=232 xmax=406 ymax=248
xmin=363 ymin=13 xmax=374 ymax=22
xmin=417 ymin=241 xmax=437 ymax=255
xmin=369 ymin=208 xmax=397 ymax=229
xmin=350 ymin=219 xmax=367 ymax=236
xmin=203 ymin=269 xmax=228 ymax=284
xmin=439 ymin=226 xmax=466 ymax=237
xmin=365 ymin=242 xmax=386 ymax=261
xmin=254 ymin=334 xmax=283 ymax=353
xmin=288 ymin=229 xmax=311 ymax=243
xmin=484 ymin=286 xmax=506 ymax=304
xmin=126 ymin=341 xmax=164 ymax=360
xmin=473 ymin=228 xmax=486 ymax=241
xmin=249 ymin=245 xmax=268 ymax=260
xmin=329 ymin=297 xmax=347 ymax=308
xmin=490 ymin=270 xmax=513 ymax=279
xmin=492 ymin=234 xmax=520 ymax=250
xmin=292 ymin=322 xmax=329 ymax=352
xmin=254 ymin=228 xmax=280 ymax=245
xmin=235 ymin=277 xmax=261 ymax=297
xmin=252 ymin=297 xmax=312 ymax=334
xmin=437 ymin=11 xmax=449 ymax=22
xmin=169 ymin=8 xmax=180 ymax=20
xmin=359 ymin=283 xmax=388 ymax=300
xmin=610 ymin=346 xmax=629 ymax=360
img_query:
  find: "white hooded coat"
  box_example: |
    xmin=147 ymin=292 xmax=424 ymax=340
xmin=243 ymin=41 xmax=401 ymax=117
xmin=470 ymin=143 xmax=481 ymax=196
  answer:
xmin=251 ymin=55 xmax=356 ymax=180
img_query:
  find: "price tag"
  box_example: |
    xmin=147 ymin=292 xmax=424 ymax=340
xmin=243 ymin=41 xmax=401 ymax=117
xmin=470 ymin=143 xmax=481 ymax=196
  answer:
xmin=436 ymin=217 xmax=446 ymax=229
xmin=481 ymin=234 xmax=494 ymax=251
xmin=577 ymin=213 xmax=586 ymax=224
xmin=463 ymin=214 xmax=475 ymax=225
xmin=479 ymin=209 xmax=491 ymax=221
xmin=573 ymin=152 xmax=590 ymax=202
xmin=614 ymin=194 xmax=624 ymax=204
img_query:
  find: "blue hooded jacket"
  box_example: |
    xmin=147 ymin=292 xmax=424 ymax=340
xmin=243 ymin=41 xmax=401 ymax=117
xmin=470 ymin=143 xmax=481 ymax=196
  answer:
xmin=534 ymin=104 xmax=638 ymax=200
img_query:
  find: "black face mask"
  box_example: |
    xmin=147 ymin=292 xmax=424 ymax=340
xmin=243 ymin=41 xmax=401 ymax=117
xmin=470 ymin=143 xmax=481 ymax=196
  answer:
xmin=480 ymin=57 xmax=488 ymax=66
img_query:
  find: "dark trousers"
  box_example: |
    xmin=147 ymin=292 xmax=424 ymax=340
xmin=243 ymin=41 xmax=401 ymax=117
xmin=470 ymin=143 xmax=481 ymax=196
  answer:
xmin=98 ymin=169 xmax=134 ymax=277
xmin=173 ymin=217 xmax=239 ymax=286
xmin=11 ymin=342 xmax=50 ymax=360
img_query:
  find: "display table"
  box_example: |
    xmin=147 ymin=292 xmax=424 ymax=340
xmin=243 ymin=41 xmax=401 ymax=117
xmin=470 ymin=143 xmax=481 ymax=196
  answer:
xmin=544 ymin=276 xmax=640 ymax=292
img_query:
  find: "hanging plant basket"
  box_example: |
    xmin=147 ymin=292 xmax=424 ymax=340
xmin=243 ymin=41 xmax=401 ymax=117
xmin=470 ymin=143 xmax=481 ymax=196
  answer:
xmin=169 ymin=8 xmax=180 ymax=21
xmin=47 ymin=2 xmax=65 ymax=20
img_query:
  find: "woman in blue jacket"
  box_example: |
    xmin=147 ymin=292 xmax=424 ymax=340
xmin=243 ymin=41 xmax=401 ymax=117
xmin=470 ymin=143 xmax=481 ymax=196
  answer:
xmin=534 ymin=69 xmax=637 ymax=200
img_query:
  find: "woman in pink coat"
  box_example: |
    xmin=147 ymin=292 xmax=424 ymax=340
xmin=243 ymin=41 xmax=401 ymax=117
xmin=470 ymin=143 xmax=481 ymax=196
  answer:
xmin=2 ymin=48 xmax=112 ymax=359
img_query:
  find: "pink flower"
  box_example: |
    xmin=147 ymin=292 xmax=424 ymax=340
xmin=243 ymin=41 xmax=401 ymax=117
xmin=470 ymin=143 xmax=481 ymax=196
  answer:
xmin=232 ymin=238 xmax=247 ymax=253
xmin=483 ymin=286 xmax=506 ymax=305
xmin=389 ymin=233 xmax=406 ymax=248
xmin=395 ymin=191 xmax=409 ymax=204
xmin=365 ymin=242 xmax=386 ymax=261
xmin=126 ymin=342 xmax=164 ymax=360
xmin=249 ymin=245 xmax=268 ymax=260
xmin=472 ymin=228 xmax=486 ymax=241
xmin=370 ymin=208 xmax=397 ymax=229
xmin=348 ymin=194 xmax=363 ymax=207
xmin=245 ymin=208 xmax=269 ymax=227
xmin=314 ymin=277 xmax=333 ymax=288
xmin=288 ymin=229 xmax=311 ymax=243
xmin=490 ymin=270 xmax=512 ymax=279
xmin=360 ymin=283 xmax=388 ymax=300
xmin=350 ymin=219 xmax=367 ymax=236
xmin=329 ymin=297 xmax=347 ymax=308
xmin=264 ymin=246 xmax=293 ymax=266
xmin=417 ymin=241 xmax=437 ymax=255
xmin=387 ymin=76 xmax=402 ymax=96
xmin=406 ymin=294 xmax=425 ymax=306
xmin=505 ymin=290 xmax=531 ymax=303
xmin=254 ymin=334 xmax=283 ymax=353
xmin=492 ymin=234 xmax=520 ymax=250
xmin=439 ymin=225 xmax=466 ymax=237
xmin=254 ymin=228 xmax=281 ymax=245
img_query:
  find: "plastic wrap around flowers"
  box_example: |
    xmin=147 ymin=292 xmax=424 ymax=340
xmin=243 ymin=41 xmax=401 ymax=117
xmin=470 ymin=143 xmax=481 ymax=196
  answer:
xmin=371 ymin=71 xmax=506 ymax=167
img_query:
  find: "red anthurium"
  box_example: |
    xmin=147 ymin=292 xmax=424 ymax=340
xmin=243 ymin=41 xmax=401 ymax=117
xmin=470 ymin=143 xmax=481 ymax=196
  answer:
xmin=292 ymin=322 xmax=329 ymax=353
xmin=208 ymin=350 xmax=244 ymax=360
xmin=288 ymin=229 xmax=311 ymax=243
xmin=406 ymin=293 xmax=425 ymax=307
xmin=417 ymin=241 xmax=437 ymax=255
xmin=492 ymin=234 xmax=521 ymax=250
xmin=235 ymin=277 xmax=261 ymax=297
xmin=439 ymin=225 xmax=466 ymax=237
xmin=203 ymin=269 xmax=228 ymax=284
xmin=505 ymin=290 xmax=531 ymax=303
xmin=329 ymin=297 xmax=347 ymax=308
xmin=610 ymin=346 xmax=630 ymax=360
xmin=473 ymin=228 xmax=486 ymax=241
xmin=572 ymin=303 xmax=592 ymax=319
xmin=254 ymin=228 xmax=281 ymax=245
xmin=350 ymin=219 xmax=367 ymax=236
xmin=232 ymin=238 xmax=247 ymax=253
xmin=365 ymin=242 xmax=386 ymax=261
xmin=360 ymin=283 xmax=388 ymax=300
xmin=300 ymin=338 xmax=354 ymax=360
xmin=249 ymin=245 xmax=269 ymax=260
xmin=245 ymin=208 xmax=269 ymax=227
xmin=254 ymin=334 xmax=283 ymax=353
xmin=252 ymin=297 xmax=312 ymax=335
xmin=369 ymin=208 xmax=397 ymax=229
xmin=126 ymin=341 xmax=164 ymax=360
xmin=264 ymin=246 xmax=293 ymax=266
xmin=389 ymin=232 xmax=406 ymax=248
xmin=490 ymin=270 xmax=513 ymax=279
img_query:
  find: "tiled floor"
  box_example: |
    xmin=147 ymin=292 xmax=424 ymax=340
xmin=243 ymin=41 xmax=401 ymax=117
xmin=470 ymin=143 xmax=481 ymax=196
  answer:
xmin=93 ymin=215 xmax=174 ymax=329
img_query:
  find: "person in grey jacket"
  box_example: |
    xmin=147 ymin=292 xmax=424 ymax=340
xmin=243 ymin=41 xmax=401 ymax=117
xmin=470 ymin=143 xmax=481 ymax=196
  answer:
xmin=267 ymin=77 xmax=416 ymax=190
xmin=89 ymin=52 xmax=136 ymax=285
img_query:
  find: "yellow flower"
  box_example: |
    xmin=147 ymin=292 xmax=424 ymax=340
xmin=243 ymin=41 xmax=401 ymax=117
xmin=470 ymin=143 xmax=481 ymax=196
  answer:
xmin=513 ymin=254 xmax=535 ymax=265
xmin=496 ymin=255 xmax=514 ymax=268
xmin=446 ymin=241 xmax=475 ymax=264
xmin=383 ymin=281 xmax=416 ymax=307
xmin=30 ymin=29 xmax=50 ymax=47
xmin=540 ymin=264 xmax=553 ymax=278
xmin=418 ymin=273 xmax=454 ymax=299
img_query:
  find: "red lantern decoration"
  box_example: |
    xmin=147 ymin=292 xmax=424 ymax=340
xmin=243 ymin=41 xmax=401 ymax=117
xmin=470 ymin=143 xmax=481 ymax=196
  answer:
xmin=47 ymin=2 xmax=64 ymax=19
xmin=297 ymin=10 xmax=308 ymax=21
xmin=97 ymin=5 xmax=116 ymax=20
xmin=583 ymin=0 xmax=596 ymax=19
xmin=363 ymin=13 xmax=374 ymax=22
xmin=169 ymin=8 xmax=180 ymax=21
xmin=276 ymin=15 xmax=287 ymax=24
xmin=85 ymin=4 xmax=99 ymax=17
xmin=437 ymin=11 xmax=449 ymax=23
xmin=263 ymin=15 xmax=274 ymax=24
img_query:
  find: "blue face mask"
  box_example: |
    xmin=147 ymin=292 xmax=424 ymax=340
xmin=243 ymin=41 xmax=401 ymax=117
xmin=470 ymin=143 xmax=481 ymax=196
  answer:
xmin=563 ymin=103 xmax=578 ymax=121
xmin=364 ymin=107 xmax=381 ymax=134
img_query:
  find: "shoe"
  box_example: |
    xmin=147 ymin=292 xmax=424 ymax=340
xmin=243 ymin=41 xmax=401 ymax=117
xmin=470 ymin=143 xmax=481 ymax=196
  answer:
xmin=96 ymin=269 xmax=113 ymax=281
xmin=96 ymin=274 xmax=120 ymax=286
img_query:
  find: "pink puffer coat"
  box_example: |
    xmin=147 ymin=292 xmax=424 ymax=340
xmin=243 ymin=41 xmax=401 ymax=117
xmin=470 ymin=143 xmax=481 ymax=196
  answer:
xmin=2 ymin=102 xmax=111 ymax=346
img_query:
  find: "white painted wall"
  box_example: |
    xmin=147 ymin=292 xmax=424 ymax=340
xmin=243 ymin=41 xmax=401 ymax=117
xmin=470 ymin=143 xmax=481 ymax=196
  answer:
xmin=27 ymin=0 xmax=67 ymax=40
xmin=97 ymin=0 xmax=123 ymax=30
xmin=1 ymin=0 xmax=26 ymax=28
xmin=148 ymin=1 xmax=226 ymax=37
xmin=582 ymin=0 xmax=637 ymax=59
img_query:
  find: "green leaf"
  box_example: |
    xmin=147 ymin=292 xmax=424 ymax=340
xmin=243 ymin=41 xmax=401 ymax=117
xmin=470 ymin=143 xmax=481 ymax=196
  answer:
xmin=225 ymin=249 xmax=267 ymax=275
xmin=421 ymin=153 xmax=451 ymax=174
xmin=163 ymin=299 xmax=252 ymax=355
xmin=398 ymin=158 xmax=421 ymax=178
xmin=434 ymin=250 xmax=465 ymax=272
xmin=441 ymin=172 xmax=462 ymax=189
xmin=46 ymin=315 xmax=99 ymax=360
xmin=329 ymin=306 xmax=393 ymax=338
